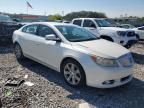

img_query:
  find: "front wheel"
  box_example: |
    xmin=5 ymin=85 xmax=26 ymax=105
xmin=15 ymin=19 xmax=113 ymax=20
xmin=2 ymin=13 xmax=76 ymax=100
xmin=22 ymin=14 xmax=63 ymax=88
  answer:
xmin=101 ymin=36 xmax=114 ymax=42
xmin=61 ymin=59 xmax=86 ymax=88
xmin=136 ymin=34 xmax=140 ymax=40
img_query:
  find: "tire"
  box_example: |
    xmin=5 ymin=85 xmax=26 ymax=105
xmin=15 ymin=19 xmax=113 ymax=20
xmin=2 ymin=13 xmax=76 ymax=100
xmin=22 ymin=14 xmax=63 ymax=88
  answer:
xmin=136 ymin=34 xmax=140 ymax=40
xmin=14 ymin=43 xmax=25 ymax=60
xmin=101 ymin=36 xmax=113 ymax=42
xmin=61 ymin=59 xmax=86 ymax=88
xmin=124 ymin=44 xmax=131 ymax=49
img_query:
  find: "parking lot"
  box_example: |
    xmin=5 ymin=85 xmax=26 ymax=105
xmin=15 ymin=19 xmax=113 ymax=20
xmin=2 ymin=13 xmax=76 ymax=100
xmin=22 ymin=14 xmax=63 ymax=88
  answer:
xmin=0 ymin=41 xmax=143 ymax=108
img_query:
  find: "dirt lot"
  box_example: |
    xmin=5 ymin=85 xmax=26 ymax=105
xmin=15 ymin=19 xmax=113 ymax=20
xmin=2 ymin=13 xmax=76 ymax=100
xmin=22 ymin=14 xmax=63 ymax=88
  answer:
xmin=0 ymin=42 xmax=144 ymax=108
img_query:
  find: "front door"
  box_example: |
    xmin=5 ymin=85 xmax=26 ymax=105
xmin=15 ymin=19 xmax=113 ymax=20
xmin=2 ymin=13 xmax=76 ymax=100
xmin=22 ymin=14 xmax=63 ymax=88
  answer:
xmin=34 ymin=24 xmax=60 ymax=69
xmin=82 ymin=19 xmax=100 ymax=37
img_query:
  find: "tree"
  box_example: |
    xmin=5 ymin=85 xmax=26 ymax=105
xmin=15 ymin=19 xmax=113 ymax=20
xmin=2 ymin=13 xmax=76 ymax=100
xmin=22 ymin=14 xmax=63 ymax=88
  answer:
xmin=48 ymin=14 xmax=63 ymax=21
xmin=64 ymin=11 xmax=107 ymax=21
xmin=141 ymin=17 xmax=144 ymax=22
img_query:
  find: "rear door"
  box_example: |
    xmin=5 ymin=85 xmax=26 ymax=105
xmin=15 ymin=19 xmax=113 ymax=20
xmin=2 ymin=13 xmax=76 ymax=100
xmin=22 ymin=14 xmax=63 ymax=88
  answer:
xmin=82 ymin=19 xmax=100 ymax=37
xmin=20 ymin=24 xmax=39 ymax=58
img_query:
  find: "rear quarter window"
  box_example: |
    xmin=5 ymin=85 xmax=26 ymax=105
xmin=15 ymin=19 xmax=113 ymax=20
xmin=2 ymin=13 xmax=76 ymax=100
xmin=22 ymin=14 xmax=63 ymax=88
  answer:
xmin=22 ymin=25 xmax=38 ymax=35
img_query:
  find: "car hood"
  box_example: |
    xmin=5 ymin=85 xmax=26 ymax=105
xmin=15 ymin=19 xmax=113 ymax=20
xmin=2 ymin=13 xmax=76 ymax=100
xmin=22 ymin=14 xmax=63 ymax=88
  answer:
xmin=100 ymin=27 xmax=127 ymax=31
xmin=72 ymin=39 xmax=130 ymax=59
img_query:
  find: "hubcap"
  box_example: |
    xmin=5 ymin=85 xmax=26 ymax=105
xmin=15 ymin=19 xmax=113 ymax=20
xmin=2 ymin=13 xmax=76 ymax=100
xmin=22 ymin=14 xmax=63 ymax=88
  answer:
xmin=64 ymin=63 xmax=81 ymax=85
xmin=15 ymin=45 xmax=21 ymax=58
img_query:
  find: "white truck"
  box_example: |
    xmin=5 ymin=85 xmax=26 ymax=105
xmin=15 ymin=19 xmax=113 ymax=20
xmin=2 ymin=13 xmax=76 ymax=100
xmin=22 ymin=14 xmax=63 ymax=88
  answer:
xmin=72 ymin=18 xmax=137 ymax=48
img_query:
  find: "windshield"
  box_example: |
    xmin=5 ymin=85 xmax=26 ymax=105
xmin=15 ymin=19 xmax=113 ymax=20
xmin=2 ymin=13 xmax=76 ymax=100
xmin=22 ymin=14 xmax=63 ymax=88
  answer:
xmin=0 ymin=15 xmax=12 ymax=22
xmin=95 ymin=19 xmax=112 ymax=27
xmin=56 ymin=25 xmax=99 ymax=42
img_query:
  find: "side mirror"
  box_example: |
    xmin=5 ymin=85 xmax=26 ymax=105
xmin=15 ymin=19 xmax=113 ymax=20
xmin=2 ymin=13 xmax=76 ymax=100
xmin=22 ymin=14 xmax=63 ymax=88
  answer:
xmin=45 ymin=34 xmax=61 ymax=42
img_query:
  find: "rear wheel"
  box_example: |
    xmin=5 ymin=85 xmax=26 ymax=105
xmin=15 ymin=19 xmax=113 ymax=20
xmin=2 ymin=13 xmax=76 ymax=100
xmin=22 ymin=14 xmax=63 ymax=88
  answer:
xmin=14 ymin=43 xmax=25 ymax=60
xmin=61 ymin=59 xmax=86 ymax=87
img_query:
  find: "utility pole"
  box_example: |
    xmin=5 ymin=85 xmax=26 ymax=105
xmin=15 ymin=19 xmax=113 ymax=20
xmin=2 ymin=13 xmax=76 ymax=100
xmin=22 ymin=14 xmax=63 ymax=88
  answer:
xmin=27 ymin=5 xmax=28 ymax=15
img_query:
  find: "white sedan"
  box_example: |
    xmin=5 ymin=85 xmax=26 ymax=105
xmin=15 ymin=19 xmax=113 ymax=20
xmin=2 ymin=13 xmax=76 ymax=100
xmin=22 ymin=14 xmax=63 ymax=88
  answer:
xmin=13 ymin=22 xmax=134 ymax=88
xmin=132 ymin=26 xmax=144 ymax=40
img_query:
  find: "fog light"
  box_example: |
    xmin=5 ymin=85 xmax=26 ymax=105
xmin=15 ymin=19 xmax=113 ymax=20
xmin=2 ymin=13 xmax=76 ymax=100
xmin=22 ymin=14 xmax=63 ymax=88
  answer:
xmin=103 ymin=80 xmax=115 ymax=85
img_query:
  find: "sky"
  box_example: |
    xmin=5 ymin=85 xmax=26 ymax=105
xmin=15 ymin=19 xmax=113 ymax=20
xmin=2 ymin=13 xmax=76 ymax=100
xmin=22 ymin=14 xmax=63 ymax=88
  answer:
xmin=0 ymin=0 xmax=144 ymax=18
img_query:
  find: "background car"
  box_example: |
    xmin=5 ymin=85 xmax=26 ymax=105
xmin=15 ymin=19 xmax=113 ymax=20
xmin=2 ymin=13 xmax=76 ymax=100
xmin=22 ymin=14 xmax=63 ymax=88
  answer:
xmin=119 ymin=24 xmax=136 ymax=29
xmin=13 ymin=22 xmax=134 ymax=88
xmin=0 ymin=14 xmax=22 ymax=42
xmin=72 ymin=18 xmax=137 ymax=48
xmin=132 ymin=26 xmax=144 ymax=40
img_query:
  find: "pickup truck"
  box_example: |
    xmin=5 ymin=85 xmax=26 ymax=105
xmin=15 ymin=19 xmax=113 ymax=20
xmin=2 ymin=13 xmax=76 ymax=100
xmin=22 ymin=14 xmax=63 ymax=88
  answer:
xmin=72 ymin=18 xmax=137 ymax=48
xmin=0 ymin=14 xmax=22 ymax=42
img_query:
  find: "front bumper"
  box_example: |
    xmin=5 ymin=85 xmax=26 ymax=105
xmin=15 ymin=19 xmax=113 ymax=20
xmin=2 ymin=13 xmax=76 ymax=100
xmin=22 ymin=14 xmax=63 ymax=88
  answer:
xmin=113 ymin=33 xmax=137 ymax=46
xmin=81 ymin=59 xmax=134 ymax=88
xmin=120 ymin=37 xmax=137 ymax=46
xmin=124 ymin=40 xmax=138 ymax=48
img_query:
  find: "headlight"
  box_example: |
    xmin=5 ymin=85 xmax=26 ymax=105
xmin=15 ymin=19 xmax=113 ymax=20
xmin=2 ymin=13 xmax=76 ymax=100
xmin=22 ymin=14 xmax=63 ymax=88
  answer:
xmin=117 ymin=31 xmax=126 ymax=36
xmin=119 ymin=54 xmax=133 ymax=67
xmin=91 ymin=55 xmax=119 ymax=67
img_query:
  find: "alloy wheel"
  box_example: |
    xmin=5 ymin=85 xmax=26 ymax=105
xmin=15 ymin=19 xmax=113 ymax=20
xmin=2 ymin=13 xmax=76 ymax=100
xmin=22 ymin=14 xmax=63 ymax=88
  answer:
xmin=64 ymin=63 xmax=81 ymax=85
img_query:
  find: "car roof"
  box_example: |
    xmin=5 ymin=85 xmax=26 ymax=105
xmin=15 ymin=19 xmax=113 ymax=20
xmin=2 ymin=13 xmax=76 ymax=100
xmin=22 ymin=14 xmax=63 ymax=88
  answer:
xmin=73 ymin=18 xmax=105 ymax=20
xmin=25 ymin=22 xmax=75 ymax=27
xmin=0 ymin=14 xmax=9 ymax=17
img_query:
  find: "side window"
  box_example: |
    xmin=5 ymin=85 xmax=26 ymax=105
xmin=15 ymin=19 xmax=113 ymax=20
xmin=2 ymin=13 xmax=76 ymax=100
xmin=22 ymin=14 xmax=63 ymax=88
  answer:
xmin=22 ymin=25 xmax=38 ymax=34
xmin=73 ymin=20 xmax=82 ymax=26
xmin=22 ymin=26 xmax=27 ymax=32
xmin=123 ymin=25 xmax=129 ymax=29
xmin=38 ymin=25 xmax=56 ymax=37
xmin=83 ymin=20 xmax=96 ymax=28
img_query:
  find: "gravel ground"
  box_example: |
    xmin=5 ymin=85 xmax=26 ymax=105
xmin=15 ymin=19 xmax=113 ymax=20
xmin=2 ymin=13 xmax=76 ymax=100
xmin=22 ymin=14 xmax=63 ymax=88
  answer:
xmin=0 ymin=42 xmax=144 ymax=108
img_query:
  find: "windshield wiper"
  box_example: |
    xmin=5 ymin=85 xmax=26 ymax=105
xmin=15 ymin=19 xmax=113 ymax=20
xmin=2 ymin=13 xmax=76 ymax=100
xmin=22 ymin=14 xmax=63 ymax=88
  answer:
xmin=71 ymin=38 xmax=98 ymax=42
